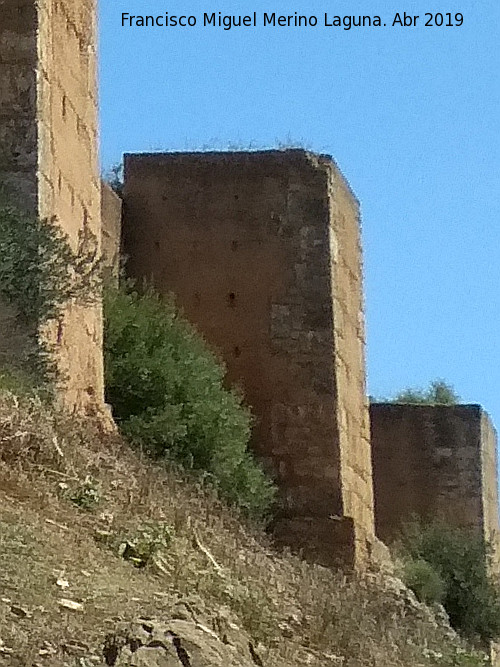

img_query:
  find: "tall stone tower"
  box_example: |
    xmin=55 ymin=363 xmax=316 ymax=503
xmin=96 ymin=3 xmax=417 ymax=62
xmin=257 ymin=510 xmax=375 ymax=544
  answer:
xmin=123 ymin=150 xmax=375 ymax=567
xmin=0 ymin=0 xmax=104 ymax=409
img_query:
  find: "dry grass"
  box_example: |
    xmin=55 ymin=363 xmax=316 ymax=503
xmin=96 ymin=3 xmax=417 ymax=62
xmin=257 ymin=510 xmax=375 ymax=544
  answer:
xmin=0 ymin=391 xmax=489 ymax=666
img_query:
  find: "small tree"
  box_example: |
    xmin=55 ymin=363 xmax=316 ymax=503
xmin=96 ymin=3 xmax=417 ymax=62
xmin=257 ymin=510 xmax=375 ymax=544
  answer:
xmin=103 ymin=163 xmax=123 ymax=196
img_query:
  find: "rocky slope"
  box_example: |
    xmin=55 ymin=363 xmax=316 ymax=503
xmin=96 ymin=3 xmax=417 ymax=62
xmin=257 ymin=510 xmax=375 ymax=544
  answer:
xmin=0 ymin=391 xmax=488 ymax=666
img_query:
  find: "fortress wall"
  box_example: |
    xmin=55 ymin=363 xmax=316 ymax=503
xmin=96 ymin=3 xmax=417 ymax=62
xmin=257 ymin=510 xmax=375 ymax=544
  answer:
xmin=101 ymin=181 xmax=122 ymax=285
xmin=0 ymin=0 xmax=104 ymax=409
xmin=122 ymin=150 xmax=375 ymax=567
xmin=37 ymin=0 xmax=103 ymax=409
xmin=0 ymin=0 xmax=38 ymax=204
xmin=370 ymin=403 xmax=499 ymax=545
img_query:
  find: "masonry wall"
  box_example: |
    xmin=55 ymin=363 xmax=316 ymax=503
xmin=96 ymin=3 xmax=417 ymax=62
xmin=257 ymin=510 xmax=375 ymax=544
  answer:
xmin=37 ymin=0 xmax=103 ymax=409
xmin=370 ymin=403 xmax=500 ymax=546
xmin=0 ymin=0 xmax=104 ymax=410
xmin=0 ymin=0 xmax=38 ymax=204
xmin=123 ymin=150 xmax=375 ymax=567
xmin=328 ymin=166 xmax=374 ymax=551
xmin=101 ymin=181 xmax=122 ymax=285
xmin=481 ymin=412 xmax=500 ymax=568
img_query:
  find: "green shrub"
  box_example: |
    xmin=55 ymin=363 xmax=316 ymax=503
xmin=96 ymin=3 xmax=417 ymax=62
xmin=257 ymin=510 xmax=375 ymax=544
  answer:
xmin=103 ymin=284 xmax=276 ymax=521
xmin=398 ymin=520 xmax=500 ymax=641
xmin=402 ymin=556 xmax=445 ymax=604
xmin=392 ymin=379 xmax=460 ymax=405
xmin=0 ymin=203 xmax=72 ymax=326
xmin=0 ymin=201 xmax=101 ymax=325
xmin=0 ymin=368 xmax=39 ymax=397
xmin=66 ymin=476 xmax=101 ymax=510
xmin=118 ymin=521 xmax=174 ymax=568
xmin=426 ymin=647 xmax=489 ymax=666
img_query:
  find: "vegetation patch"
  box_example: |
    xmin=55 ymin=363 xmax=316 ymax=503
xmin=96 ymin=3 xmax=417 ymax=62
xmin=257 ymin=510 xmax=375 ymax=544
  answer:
xmin=62 ymin=476 xmax=101 ymax=511
xmin=0 ymin=198 xmax=102 ymax=386
xmin=389 ymin=379 xmax=460 ymax=404
xmin=402 ymin=556 xmax=446 ymax=605
xmin=117 ymin=521 xmax=174 ymax=568
xmin=103 ymin=284 xmax=276 ymax=521
xmin=397 ymin=519 xmax=500 ymax=643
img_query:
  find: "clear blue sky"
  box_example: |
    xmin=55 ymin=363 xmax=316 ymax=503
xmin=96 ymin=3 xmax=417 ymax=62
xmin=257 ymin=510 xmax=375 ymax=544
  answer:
xmin=99 ymin=1 xmax=500 ymax=426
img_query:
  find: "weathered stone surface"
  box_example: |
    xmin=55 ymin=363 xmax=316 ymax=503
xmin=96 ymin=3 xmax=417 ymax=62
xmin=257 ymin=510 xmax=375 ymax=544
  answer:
xmin=106 ymin=618 xmax=259 ymax=667
xmin=0 ymin=0 xmax=104 ymax=411
xmin=101 ymin=180 xmax=122 ymax=286
xmin=370 ymin=403 xmax=500 ymax=558
xmin=122 ymin=150 xmax=375 ymax=568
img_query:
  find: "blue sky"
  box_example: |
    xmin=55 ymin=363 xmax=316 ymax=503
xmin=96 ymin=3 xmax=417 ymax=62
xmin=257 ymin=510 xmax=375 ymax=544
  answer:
xmin=99 ymin=1 xmax=500 ymax=427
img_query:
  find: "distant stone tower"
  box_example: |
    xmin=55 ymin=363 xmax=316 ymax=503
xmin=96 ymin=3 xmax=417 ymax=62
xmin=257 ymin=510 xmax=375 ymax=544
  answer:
xmin=0 ymin=0 xmax=104 ymax=409
xmin=370 ymin=402 xmax=500 ymax=665
xmin=370 ymin=403 xmax=500 ymax=554
xmin=122 ymin=150 xmax=375 ymax=567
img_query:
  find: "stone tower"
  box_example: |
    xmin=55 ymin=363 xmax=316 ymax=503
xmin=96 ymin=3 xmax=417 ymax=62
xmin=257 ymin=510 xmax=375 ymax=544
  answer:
xmin=370 ymin=403 xmax=500 ymax=554
xmin=0 ymin=0 xmax=104 ymax=409
xmin=122 ymin=150 xmax=375 ymax=567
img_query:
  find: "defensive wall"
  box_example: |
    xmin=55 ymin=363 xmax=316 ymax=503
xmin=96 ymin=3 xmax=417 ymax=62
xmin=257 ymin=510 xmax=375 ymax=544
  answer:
xmin=121 ymin=150 xmax=375 ymax=567
xmin=0 ymin=0 xmax=104 ymax=410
